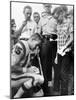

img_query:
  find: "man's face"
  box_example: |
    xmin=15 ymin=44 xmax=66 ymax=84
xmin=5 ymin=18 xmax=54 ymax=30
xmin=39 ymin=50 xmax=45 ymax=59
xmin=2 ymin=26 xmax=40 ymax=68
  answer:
xmin=24 ymin=8 xmax=32 ymax=20
xmin=43 ymin=4 xmax=51 ymax=13
xmin=33 ymin=13 xmax=40 ymax=24
xmin=29 ymin=38 xmax=41 ymax=50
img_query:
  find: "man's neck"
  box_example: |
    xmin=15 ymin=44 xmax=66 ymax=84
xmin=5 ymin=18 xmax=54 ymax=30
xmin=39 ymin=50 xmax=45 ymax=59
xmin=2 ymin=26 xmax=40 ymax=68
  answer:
xmin=25 ymin=18 xmax=31 ymax=22
xmin=46 ymin=11 xmax=51 ymax=16
xmin=36 ymin=22 xmax=39 ymax=25
xmin=27 ymin=19 xmax=31 ymax=22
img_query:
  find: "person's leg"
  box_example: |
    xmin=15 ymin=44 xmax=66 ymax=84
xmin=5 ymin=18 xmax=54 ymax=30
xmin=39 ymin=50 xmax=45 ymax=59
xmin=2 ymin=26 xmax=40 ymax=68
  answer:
xmin=46 ymin=41 xmax=57 ymax=96
xmin=60 ymin=54 xmax=71 ymax=95
xmin=68 ymin=61 xmax=74 ymax=95
xmin=40 ymin=39 xmax=52 ymax=96
xmin=51 ymin=41 xmax=57 ymax=65
xmin=53 ymin=54 xmax=62 ymax=95
xmin=14 ymin=79 xmax=33 ymax=98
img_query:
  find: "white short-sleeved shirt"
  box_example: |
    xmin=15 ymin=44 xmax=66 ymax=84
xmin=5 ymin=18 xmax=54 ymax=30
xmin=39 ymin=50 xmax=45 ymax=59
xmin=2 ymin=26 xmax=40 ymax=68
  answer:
xmin=40 ymin=14 xmax=57 ymax=35
xmin=34 ymin=21 xmax=41 ymax=34
xmin=19 ymin=20 xmax=36 ymax=39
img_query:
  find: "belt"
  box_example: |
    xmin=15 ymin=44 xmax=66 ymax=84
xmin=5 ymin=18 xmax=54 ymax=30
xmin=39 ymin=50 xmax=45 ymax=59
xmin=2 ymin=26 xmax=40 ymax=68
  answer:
xmin=43 ymin=34 xmax=57 ymax=41
xmin=19 ymin=38 xmax=28 ymax=41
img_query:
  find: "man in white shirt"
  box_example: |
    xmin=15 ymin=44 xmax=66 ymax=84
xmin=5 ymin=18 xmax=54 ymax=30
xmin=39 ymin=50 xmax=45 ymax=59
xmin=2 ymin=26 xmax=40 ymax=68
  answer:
xmin=39 ymin=3 xmax=57 ymax=96
xmin=33 ymin=12 xmax=41 ymax=34
xmin=16 ymin=6 xmax=36 ymax=40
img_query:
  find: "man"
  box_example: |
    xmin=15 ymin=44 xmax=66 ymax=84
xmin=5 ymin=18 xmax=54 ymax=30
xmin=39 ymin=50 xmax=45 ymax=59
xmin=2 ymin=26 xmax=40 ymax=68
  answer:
xmin=33 ymin=12 xmax=41 ymax=34
xmin=39 ymin=3 xmax=57 ymax=96
xmin=11 ymin=33 xmax=44 ymax=98
xmin=31 ymin=12 xmax=42 ymax=70
xmin=16 ymin=6 xmax=36 ymax=40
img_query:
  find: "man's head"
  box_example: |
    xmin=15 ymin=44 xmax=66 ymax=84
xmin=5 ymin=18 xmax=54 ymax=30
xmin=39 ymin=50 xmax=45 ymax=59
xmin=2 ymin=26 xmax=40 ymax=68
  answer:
xmin=28 ymin=33 xmax=43 ymax=50
xmin=43 ymin=3 xmax=52 ymax=14
xmin=11 ymin=33 xmax=42 ymax=66
xmin=23 ymin=6 xmax=32 ymax=21
xmin=33 ymin=12 xmax=40 ymax=24
xmin=41 ymin=11 xmax=47 ymax=17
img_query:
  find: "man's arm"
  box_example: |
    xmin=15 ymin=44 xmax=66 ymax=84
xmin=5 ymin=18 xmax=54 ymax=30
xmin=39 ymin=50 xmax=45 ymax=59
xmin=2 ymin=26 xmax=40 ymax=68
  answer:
xmin=15 ymin=21 xmax=27 ymax=38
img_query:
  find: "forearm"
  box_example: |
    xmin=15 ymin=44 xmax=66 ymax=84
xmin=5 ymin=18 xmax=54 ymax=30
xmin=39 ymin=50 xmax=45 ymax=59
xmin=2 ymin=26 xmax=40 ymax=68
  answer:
xmin=15 ymin=25 xmax=24 ymax=36
xmin=11 ymin=65 xmax=23 ymax=73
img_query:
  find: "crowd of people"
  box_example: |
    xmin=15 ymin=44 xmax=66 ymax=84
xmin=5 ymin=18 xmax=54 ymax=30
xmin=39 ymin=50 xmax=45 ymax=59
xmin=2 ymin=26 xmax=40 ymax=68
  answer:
xmin=11 ymin=3 xmax=74 ymax=98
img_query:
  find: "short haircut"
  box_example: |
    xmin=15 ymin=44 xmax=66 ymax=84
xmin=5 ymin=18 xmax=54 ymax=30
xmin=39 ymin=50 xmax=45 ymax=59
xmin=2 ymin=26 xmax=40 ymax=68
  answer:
xmin=23 ymin=5 xmax=32 ymax=14
xmin=31 ymin=33 xmax=43 ymax=42
xmin=33 ymin=12 xmax=40 ymax=16
xmin=41 ymin=11 xmax=47 ymax=17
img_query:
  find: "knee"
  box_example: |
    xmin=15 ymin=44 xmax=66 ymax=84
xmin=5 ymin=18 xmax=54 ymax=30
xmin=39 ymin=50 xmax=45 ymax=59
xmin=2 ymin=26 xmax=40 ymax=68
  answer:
xmin=39 ymin=76 xmax=44 ymax=84
xmin=34 ymin=75 xmax=44 ymax=86
xmin=24 ymin=79 xmax=32 ymax=89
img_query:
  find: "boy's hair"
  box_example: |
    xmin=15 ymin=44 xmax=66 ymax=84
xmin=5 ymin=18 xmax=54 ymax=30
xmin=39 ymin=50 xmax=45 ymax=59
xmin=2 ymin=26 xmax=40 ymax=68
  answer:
xmin=33 ymin=12 xmax=40 ymax=16
xmin=23 ymin=5 xmax=32 ymax=14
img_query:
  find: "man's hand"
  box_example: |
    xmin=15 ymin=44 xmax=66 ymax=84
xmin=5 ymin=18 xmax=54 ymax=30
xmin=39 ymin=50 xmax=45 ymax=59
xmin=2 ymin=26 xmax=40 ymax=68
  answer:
xmin=54 ymin=55 xmax=58 ymax=64
xmin=22 ymin=20 xmax=27 ymax=27
xmin=23 ymin=67 xmax=27 ymax=73
xmin=48 ymin=81 xmax=54 ymax=87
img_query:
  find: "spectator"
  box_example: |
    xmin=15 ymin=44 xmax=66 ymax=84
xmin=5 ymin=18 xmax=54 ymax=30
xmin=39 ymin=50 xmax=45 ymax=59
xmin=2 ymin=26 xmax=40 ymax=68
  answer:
xmin=15 ymin=6 xmax=36 ymax=40
xmin=33 ymin=12 xmax=41 ymax=34
xmin=53 ymin=5 xmax=74 ymax=95
xmin=39 ymin=3 xmax=57 ymax=96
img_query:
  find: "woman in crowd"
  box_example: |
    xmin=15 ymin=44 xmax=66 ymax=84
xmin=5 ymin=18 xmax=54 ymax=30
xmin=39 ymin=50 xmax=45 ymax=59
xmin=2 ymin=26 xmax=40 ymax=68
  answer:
xmin=52 ymin=5 xmax=74 ymax=95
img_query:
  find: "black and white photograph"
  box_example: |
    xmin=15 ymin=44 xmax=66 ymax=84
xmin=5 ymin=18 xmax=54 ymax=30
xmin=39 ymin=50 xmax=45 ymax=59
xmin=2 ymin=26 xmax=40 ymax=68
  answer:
xmin=10 ymin=1 xmax=74 ymax=99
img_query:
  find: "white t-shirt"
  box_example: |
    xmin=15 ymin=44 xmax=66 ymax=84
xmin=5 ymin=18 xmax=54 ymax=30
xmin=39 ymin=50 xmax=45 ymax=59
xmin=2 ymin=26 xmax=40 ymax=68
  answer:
xmin=34 ymin=21 xmax=41 ymax=34
xmin=40 ymin=14 xmax=57 ymax=35
xmin=19 ymin=20 xmax=36 ymax=39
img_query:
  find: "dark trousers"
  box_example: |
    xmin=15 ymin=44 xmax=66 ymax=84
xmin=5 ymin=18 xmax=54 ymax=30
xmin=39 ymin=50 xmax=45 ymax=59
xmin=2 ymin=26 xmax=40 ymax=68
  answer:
xmin=54 ymin=52 xmax=74 ymax=95
xmin=40 ymin=38 xmax=57 ymax=96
